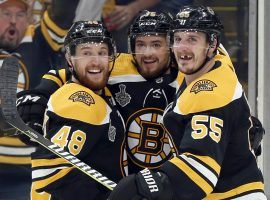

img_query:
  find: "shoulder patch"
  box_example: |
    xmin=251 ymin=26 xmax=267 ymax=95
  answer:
xmin=69 ymin=91 xmax=95 ymax=106
xmin=190 ymin=79 xmax=217 ymax=94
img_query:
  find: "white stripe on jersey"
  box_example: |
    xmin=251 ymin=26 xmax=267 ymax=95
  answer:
xmin=180 ymin=154 xmax=218 ymax=186
xmin=32 ymin=166 xmax=69 ymax=179
xmin=47 ymin=29 xmax=65 ymax=44
xmin=0 ymin=146 xmax=35 ymax=156
xmin=108 ymin=75 xmax=146 ymax=85
xmin=232 ymin=81 xmax=243 ymax=101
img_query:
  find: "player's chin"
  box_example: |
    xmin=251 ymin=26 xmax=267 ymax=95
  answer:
xmin=88 ymin=81 xmax=107 ymax=91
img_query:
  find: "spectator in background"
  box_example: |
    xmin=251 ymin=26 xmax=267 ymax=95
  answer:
xmin=0 ymin=0 xmax=80 ymax=199
xmin=103 ymin=0 xmax=161 ymax=52
xmin=75 ymin=0 xmax=106 ymax=21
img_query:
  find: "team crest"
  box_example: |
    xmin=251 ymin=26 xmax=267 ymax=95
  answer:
xmin=190 ymin=79 xmax=217 ymax=94
xmin=115 ymin=84 xmax=131 ymax=107
xmin=126 ymin=108 xmax=175 ymax=168
xmin=69 ymin=91 xmax=95 ymax=106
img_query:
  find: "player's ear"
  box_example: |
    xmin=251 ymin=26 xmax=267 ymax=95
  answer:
xmin=65 ymin=53 xmax=73 ymax=66
xmin=208 ymin=37 xmax=218 ymax=56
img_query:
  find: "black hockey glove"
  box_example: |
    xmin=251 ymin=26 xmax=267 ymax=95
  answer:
xmin=108 ymin=168 xmax=173 ymax=200
xmin=250 ymin=116 xmax=265 ymax=156
xmin=16 ymin=90 xmax=49 ymax=146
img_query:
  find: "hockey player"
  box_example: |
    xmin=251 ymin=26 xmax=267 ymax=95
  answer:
xmin=108 ymin=5 xmax=267 ymax=200
xmin=107 ymin=10 xmax=181 ymax=173
xmin=30 ymin=20 xmax=128 ymax=200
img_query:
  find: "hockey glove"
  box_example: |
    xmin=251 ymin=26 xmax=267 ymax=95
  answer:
xmin=250 ymin=116 xmax=265 ymax=156
xmin=16 ymin=90 xmax=49 ymax=146
xmin=108 ymin=168 xmax=173 ymax=200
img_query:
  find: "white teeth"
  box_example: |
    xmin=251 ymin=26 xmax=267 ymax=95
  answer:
xmin=88 ymin=69 xmax=101 ymax=73
xmin=143 ymin=60 xmax=155 ymax=63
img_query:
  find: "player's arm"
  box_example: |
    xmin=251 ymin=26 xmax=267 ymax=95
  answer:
xmin=17 ymin=69 xmax=70 ymax=145
xmin=48 ymin=0 xmax=80 ymax=29
xmin=40 ymin=0 xmax=80 ymax=51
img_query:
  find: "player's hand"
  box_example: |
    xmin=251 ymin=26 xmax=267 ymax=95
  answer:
xmin=108 ymin=168 xmax=173 ymax=200
xmin=16 ymin=89 xmax=48 ymax=146
xmin=103 ymin=5 xmax=137 ymax=31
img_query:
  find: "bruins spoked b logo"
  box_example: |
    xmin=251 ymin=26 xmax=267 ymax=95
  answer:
xmin=126 ymin=108 xmax=174 ymax=169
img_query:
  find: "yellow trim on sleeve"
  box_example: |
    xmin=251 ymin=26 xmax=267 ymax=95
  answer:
xmin=43 ymin=11 xmax=67 ymax=36
xmin=43 ymin=74 xmax=63 ymax=87
xmin=204 ymin=182 xmax=264 ymax=200
xmin=34 ymin=167 xmax=74 ymax=190
xmin=32 ymin=157 xmax=69 ymax=168
xmin=0 ymin=155 xmax=31 ymax=164
xmin=183 ymin=153 xmax=221 ymax=175
xmin=58 ymin=68 xmax=68 ymax=83
xmin=0 ymin=136 xmax=28 ymax=146
xmin=31 ymin=181 xmax=51 ymax=200
xmin=41 ymin=11 xmax=68 ymax=51
xmin=170 ymin=157 xmax=213 ymax=194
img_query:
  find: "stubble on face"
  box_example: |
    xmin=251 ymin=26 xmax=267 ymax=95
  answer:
xmin=134 ymin=35 xmax=170 ymax=79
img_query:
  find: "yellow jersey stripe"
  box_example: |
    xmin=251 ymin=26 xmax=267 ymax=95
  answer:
xmin=58 ymin=68 xmax=68 ymax=84
xmin=204 ymin=182 xmax=264 ymax=200
xmin=0 ymin=137 xmax=28 ymax=146
xmin=170 ymin=157 xmax=213 ymax=194
xmin=34 ymin=167 xmax=74 ymax=190
xmin=0 ymin=155 xmax=31 ymax=164
xmin=32 ymin=157 xmax=69 ymax=168
xmin=43 ymin=11 xmax=66 ymax=36
xmin=183 ymin=152 xmax=221 ymax=175
xmin=43 ymin=74 xmax=63 ymax=87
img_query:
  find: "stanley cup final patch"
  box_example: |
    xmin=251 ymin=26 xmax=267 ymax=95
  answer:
xmin=190 ymin=79 xmax=217 ymax=94
xmin=69 ymin=91 xmax=95 ymax=106
xmin=115 ymin=84 xmax=131 ymax=107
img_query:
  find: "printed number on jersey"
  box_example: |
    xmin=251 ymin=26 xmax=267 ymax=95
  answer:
xmin=51 ymin=126 xmax=86 ymax=156
xmin=191 ymin=115 xmax=223 ymax=143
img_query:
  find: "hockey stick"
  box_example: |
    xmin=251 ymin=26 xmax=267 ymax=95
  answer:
xmin=0 ymin=56 xmax=116 ymax=190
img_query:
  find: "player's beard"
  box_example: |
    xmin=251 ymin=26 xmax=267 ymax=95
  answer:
xmin=135 ymin=55 xmax=170 ymax=80
xmin=77 ymin=69 xmax=110 ymax=92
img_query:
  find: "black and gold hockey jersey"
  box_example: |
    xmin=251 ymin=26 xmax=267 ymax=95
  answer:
xmin=17 ymin=10 xmax=68 ymax=89
xmin=108 ymin=53 xmax=184 ymax=173
xmin=31 ymin=82 xmax=128 ymax=200
xmin=160 ymin=54 xmax=266 ymax=199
